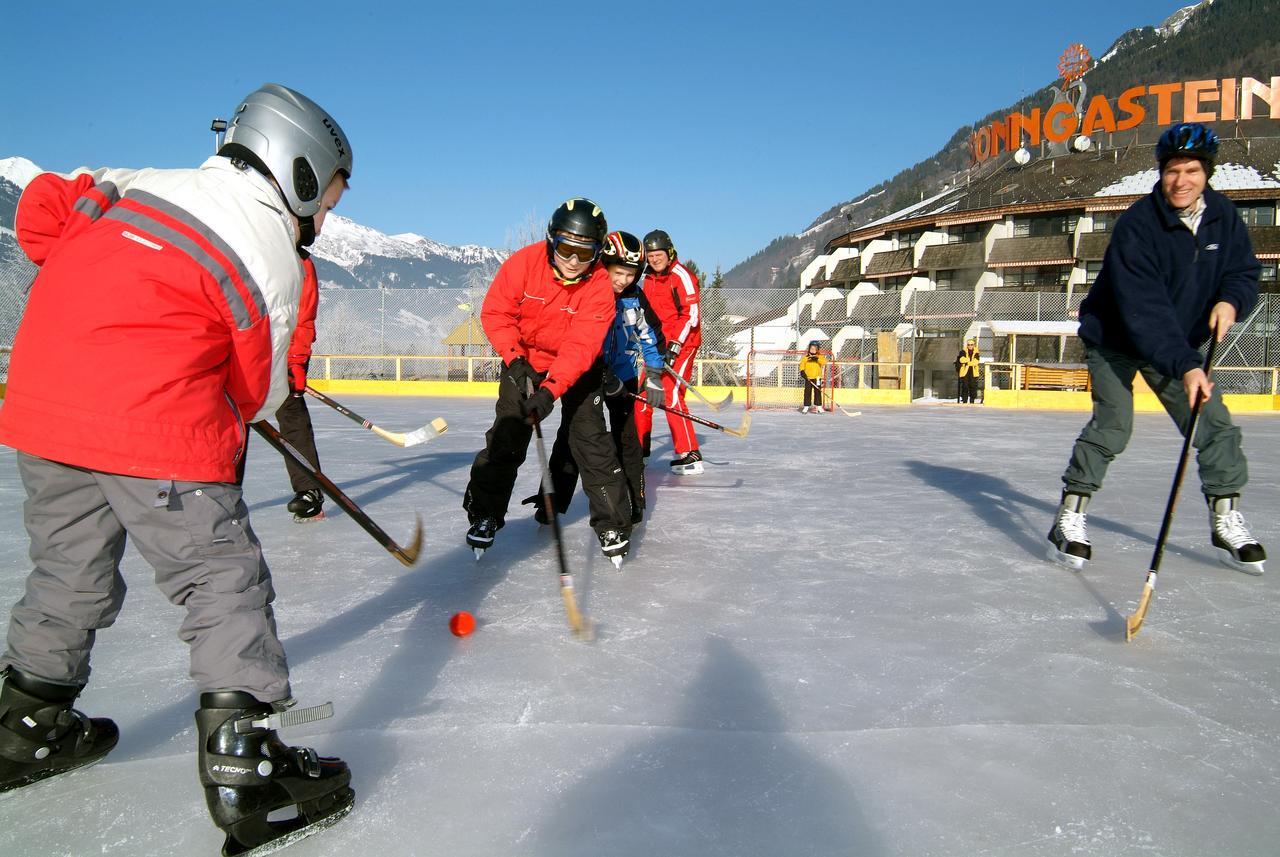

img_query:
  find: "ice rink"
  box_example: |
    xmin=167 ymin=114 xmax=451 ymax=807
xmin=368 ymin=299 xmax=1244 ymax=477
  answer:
xmin=1 ymin=395 xmax=1278 ymax=857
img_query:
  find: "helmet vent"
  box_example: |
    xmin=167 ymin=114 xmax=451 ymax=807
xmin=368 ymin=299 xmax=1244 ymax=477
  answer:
xmin=293 ymin=158 xmax=319 ymax=202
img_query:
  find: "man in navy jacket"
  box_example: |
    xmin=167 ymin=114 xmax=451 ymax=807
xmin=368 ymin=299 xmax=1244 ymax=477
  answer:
xmin=1048 ymin=122 xmax=1266 ymax=575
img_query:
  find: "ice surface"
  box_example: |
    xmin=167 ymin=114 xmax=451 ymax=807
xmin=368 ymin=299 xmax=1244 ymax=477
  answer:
xmin=1 ymin=398 xmax=1278 ymax=856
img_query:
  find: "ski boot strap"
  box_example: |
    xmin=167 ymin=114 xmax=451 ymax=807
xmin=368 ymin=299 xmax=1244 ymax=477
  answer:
xmin=234 ymin=701 xmax=334 ymax=735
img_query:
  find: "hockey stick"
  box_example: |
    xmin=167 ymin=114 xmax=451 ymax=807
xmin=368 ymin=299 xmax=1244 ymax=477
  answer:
xmin=626 ymin=391 xmax=751 ymax=438
xmin=662 ymin=367 xmax=733 ymax=411
xmin=837 ymin=404 xmax=862 ymax=417
xmin=527 ymin=381 xmax=591 ymax=640
xmin=1125 ymin=336 xmax=1218 ymax=641
xmin=250 ymin=421 xmax=423 ymax=567
xmin=304 ymin=387 xmax=447 ymax=448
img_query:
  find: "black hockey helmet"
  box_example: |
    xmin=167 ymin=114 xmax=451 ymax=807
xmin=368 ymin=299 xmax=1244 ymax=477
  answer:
xmin=602 ymin=231 xmax=645 ymax=267
xmin=547 ymin=198 xmax=607 ymax=244
xmin=643 ymin=228 xmax=677 ymax=260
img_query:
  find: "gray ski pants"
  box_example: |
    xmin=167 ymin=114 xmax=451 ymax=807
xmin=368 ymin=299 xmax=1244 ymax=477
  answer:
xmin=3 ymin=452 xmax=291 ymax=700
xmin=1061 ymin=345 xmax=1247 ymax=497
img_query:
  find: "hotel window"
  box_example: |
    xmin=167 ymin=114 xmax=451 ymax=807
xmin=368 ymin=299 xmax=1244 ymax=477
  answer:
xmin=947 ymin=222 xmax=984 ymax=244
xmin=1091 ymin=211 xmax=1118 ymax=232
xmin=1084 ymin=261 xmax=1103 ymax=285
xmin=1238 ymin=203 xmax=1276 ymax=227
xmin=1002 ymin=265 xmax=1071 ymax=291
xmin=1013 ymin=214 xmax=1078 ymax=237
xmin=882 ymin=275 xmax=910 ymax=292
xmin=897 ymin=230 xmax=923 ymax=250
xmin=934 ymin=270 xmax=955 ymax=289
xmin=1260 ymin=261 xmax=1279 ymax=293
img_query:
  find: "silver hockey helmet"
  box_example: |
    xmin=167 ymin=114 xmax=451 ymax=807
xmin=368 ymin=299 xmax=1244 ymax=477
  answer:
xmin=219 ymin=83 xmax=352 ymax=220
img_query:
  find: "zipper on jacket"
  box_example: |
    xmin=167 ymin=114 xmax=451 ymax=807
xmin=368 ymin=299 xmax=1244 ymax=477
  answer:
xmin=225 ymin=393 xmax=247 ymax=464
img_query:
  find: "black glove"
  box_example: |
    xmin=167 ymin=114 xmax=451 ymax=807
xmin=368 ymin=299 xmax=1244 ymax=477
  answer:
xmin=602 ymin=370 xmax=624 ymax=398
xmin=643 ymin=366 xmax=665 ymax=408
xmin=505 ymin=356 xmax=538 ymax=391
xmin=521 ymin=387 xmax=555 ymax=423
xmin=665 ymin=340 xmax=682 ymax=368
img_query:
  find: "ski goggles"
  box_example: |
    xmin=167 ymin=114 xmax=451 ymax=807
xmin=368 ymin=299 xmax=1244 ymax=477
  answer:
xmin=551 ymin=236 xmax=601 ymax=264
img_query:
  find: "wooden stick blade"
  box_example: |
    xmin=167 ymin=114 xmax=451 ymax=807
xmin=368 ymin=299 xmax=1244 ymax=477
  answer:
xmin=391 ymin=515 xmax=424 ymax=567
xmin=560 ymin=578 xmax=592 ymax=641
xmin=1125 ymin=575 xmax=1157 ymax=641
xmin=725 ymin=412 xmax=752 ymax=438
xmin=400 ymin=418 xmax=448 ymax=447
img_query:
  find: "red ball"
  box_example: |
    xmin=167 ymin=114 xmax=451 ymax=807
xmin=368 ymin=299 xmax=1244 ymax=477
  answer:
xmin=449 ymin=612 xmax=476 ymax=637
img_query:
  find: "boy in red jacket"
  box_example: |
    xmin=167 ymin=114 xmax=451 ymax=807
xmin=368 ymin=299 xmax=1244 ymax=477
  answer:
xmin=464 ymin=198 xmax=633 ymax=562
xmin=0 ymin=84 xmax=356 ymax=855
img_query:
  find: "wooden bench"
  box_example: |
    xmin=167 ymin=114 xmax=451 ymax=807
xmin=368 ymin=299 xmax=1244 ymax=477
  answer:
xmin=1021 ymin=365 xmax=1091 ymax=391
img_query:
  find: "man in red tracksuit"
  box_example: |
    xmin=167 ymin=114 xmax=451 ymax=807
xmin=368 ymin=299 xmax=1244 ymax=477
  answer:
xmin=638 ymin=229 xmax=703 ymax=474
xmin=463 ymin=198 xmax=634 ymax=562
xmin=0 ymin=84 xmax=356 ymax=855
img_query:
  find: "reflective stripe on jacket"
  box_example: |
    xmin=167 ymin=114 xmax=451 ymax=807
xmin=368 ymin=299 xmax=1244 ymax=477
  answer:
xmin=0 ymin=157 xmax=302 ymax=481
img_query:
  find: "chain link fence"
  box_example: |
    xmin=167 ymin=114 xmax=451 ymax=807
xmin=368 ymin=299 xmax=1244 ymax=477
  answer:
xmin=3 ymin=268 xmax=1280 ymax=396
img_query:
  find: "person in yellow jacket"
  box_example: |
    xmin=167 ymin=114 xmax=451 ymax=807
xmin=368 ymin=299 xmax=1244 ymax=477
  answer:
xmin=799 ymin=340 xmax=827 ymax=413
xmin=956 ymin=338 xmax=982 ymax=404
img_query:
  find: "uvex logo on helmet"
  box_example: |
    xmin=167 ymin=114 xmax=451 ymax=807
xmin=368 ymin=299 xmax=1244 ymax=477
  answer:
xmin=322 ymin=118 xmax=347 ymax=159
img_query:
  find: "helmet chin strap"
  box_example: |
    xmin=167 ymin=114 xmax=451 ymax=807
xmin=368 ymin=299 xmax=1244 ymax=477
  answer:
xmin=297 ymin=215 xmax=317 ymax=249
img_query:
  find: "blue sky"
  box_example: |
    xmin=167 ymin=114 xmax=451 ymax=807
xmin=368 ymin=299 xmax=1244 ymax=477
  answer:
xmin=2 ymin=0 xmax=1191 ymax=272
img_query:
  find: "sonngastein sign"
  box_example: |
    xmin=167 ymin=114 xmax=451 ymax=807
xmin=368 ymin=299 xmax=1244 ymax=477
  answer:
xmin=969 ymin=75 xmax=1280 ymax=164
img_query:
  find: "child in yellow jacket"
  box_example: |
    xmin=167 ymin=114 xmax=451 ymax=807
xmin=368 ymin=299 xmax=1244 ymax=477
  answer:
xmin=799 ymin=341 xmax=827 ymax=413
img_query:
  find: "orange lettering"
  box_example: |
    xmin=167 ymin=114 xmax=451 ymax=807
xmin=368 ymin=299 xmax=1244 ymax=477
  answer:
xmin=1183 ymin=79 xmax=1218 ymax=122
xmin=1009 ymin=110 xmax=1042 ymax=147
xmin=991 ymin=118 xmax=1010 ymax=158
xmin=1240 ymin=77 xmax=1280 ymax=120
xmin=1044 ymin=102 xmax=1078 ymax=143
xmin=1147 ymin=83 xmax=1182 ymax=124
xmin=974 ymin=126 xmax=992 ymax=162
xmin=1221 ymin=78 xmax=1237 ymax=121
xmin=1081 ymin=94 xmax=1117 ymax=135
xmin=1115 ymin=85 xmax=1146 ymax=131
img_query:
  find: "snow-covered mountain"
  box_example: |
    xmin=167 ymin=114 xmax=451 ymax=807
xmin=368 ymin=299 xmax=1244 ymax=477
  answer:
xmin=309 ymin=213 xmax=507 ymax=290
xmin=0 ymin=157 xmax=507 ymax=290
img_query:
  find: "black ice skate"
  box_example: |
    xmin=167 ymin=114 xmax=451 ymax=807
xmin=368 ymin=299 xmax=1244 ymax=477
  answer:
xmin=0 ymin=669 xmax=119 ymax=794
xmin=670 ymin=450 xmax=704 ymax=475
xmin=597 ymin=529 xmax=630 ymax=569
xmin=197 ymin=691 xmax=353 ymax=857
xmin=466 ymin=517 xmax=499 ymax=560
xmin=286 ymin=489 xmax=324 ymax=523
xmin=1208 ymin=494 xmax=1266 ymax=575
xmin=1047 ymin=492 xmax=1092 ymax=570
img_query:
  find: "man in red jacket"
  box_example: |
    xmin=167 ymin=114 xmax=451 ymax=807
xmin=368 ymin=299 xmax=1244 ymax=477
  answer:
xmin=464 ymin=198 xmax=633 ymax=562
xmin=0 ymin=84 xmax=355 ymax=855
xmin=637 ymin=229 xmax=703 ymax=474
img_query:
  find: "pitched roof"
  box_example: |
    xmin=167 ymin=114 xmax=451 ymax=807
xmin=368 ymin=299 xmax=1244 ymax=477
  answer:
xmin=987 ymin=235 xmax=1074 ymax=267
xmin=863 ymin=248 xmax=915 ymax=277
xmin=919 ymin=242 xmax=985 ymax=270
xmin=1075 ymin=232 xmax=1111 ymax=261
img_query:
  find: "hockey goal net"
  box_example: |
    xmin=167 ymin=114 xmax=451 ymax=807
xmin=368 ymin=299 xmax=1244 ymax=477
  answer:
xmin=745 ymin=349 xmax=836 ymax=412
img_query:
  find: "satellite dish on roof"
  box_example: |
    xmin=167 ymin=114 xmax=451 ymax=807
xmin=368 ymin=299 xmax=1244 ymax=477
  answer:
xmin=1072 ymin=135 xmax=1092 ymax=152
xmin=1014 ymin=147 xmax=1032 ymax=165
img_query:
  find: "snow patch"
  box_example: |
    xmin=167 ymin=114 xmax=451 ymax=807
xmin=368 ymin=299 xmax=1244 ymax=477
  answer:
xmin=0 ymin=156 xmax=42 ymax=189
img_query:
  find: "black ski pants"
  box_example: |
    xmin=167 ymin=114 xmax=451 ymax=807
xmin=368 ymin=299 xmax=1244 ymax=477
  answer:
xmin=803 ymin=377 xmax=823 ymax=409
xmin=958 ymin=375 xmax=979 ymax=404
xmin=275 ymin=393 xmax=322 ymax=494
xmin=545 ymin=378 xmax=646 ymax=520
xmin=464 ymin=361 xmax=631 ymax=536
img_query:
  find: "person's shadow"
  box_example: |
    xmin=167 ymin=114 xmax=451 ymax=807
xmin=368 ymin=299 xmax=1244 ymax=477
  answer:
xmin=902 ymin=461 xmax=1150 ymax=638
xmin=528 ymin=637 xmax=885 ymax=857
